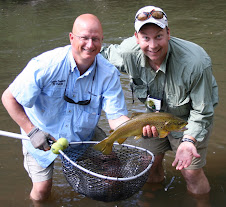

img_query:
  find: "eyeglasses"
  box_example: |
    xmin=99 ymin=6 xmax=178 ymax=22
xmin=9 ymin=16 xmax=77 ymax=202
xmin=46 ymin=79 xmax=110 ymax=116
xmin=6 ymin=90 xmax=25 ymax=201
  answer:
xmin=64 ymin=68 xmax=96 ymax=105
xmin=135 ymin=10 xmax=167 ymax=21
xmin=72 ymin=33 xmax=101 ymax=44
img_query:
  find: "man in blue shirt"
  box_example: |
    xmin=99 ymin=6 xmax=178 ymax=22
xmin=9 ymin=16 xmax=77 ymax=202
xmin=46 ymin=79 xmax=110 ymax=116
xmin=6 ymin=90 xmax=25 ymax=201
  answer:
xmin=1 ymin=14 xmax=131 ymax=202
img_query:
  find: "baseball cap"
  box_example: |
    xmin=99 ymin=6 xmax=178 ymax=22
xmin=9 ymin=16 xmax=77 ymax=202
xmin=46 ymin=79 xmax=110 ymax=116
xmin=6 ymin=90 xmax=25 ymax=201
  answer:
xmin=134 ymin=6 xmax=168 ymax=32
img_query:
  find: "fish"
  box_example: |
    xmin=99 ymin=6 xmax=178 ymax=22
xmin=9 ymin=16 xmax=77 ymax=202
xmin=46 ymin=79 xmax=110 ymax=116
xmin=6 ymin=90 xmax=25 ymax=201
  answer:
xmin=93 ymin=112 xmax=188 ymax=155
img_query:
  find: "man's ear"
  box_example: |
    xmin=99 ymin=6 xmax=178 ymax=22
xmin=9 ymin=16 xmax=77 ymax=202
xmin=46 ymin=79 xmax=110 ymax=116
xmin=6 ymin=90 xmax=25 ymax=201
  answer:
xmin=166 ymin=27 xmax=170 ymax=40
xmin=69 ymin=32 xmax=74 ymax=44
xmin=134 ymin=31 xmax=139 ymax=44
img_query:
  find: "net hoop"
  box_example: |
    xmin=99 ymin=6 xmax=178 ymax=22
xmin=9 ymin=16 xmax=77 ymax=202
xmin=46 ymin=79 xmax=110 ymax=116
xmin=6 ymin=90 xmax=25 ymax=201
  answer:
xmin=59 ymin=141 xmax=154 ymax=181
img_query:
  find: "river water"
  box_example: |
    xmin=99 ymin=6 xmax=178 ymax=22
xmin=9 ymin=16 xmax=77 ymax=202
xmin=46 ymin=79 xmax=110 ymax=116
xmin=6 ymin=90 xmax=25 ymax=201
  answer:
xmin=0 ymin=0 xmax=226 ymax=206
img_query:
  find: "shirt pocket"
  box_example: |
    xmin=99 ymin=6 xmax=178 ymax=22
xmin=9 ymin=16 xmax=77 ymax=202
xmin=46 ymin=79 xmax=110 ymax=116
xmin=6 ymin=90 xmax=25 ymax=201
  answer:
xmin=166 ymin=94 xmax=191 ymax=117
xmin=44 ymin=87 xmax=65 ymax=98
xmin=38 ymin=87 xmax=66 ymax=115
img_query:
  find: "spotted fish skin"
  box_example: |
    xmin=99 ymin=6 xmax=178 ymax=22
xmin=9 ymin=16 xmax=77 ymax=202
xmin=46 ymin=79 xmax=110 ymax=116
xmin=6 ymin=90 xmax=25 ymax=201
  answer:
xmin=93 ymin=112 xmax=188 ymax=155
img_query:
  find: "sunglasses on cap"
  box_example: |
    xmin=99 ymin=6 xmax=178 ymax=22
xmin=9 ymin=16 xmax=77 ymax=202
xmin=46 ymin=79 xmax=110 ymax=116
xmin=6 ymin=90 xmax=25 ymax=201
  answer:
xmin=135 ymin=10 xmax=167 ymax=21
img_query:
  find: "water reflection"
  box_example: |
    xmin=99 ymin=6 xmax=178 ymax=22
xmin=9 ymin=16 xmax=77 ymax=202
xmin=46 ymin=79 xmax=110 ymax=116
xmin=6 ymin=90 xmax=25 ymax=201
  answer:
xmin=0 ymin=0 xmax=226 ymax=206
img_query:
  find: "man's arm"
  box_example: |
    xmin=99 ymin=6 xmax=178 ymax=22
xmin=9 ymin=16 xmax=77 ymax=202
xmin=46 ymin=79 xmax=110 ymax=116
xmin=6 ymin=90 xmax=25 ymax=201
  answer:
xmin=1 ymin=88 xmax=55 ymax=150
xmin=108 ymin=115 xmax=130 ymax=130
xmin=101 ymin=36 xmax=139 ymax=73
xmin=1 ymin=88 xmax=34 ymax=134
xmin=173 ymin=66 xmax=218 ymax=170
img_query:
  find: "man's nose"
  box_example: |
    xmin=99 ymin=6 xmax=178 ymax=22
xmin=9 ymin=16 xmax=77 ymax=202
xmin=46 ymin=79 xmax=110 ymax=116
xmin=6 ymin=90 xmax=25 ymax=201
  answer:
xmin=148 ymin=39 xmax=157 ymax=48
xmin=86 ymin=38 xmax=94 ymax=47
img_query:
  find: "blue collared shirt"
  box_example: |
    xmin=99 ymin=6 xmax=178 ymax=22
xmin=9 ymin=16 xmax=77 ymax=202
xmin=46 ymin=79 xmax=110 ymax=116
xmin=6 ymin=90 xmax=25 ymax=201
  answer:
xmin=9 ymin=45 xmax=128 ymax=167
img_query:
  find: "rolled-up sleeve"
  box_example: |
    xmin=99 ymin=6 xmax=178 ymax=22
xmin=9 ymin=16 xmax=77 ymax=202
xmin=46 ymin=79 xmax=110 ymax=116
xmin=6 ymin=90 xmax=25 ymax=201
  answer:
xmin=9 ymin=59 xmax=43 ymax=108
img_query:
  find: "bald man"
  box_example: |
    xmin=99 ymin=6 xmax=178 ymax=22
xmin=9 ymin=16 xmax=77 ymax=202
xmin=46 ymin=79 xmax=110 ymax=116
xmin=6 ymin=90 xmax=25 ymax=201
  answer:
xmin=1 ymin=14 xmax=130 ymax=202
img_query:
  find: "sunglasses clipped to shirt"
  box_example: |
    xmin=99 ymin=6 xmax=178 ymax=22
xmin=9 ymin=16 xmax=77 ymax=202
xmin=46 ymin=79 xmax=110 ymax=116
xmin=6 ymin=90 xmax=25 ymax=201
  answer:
xmin=63 ymin=67 xmax=96 ymax=105
xmin=135 ymin=10 xmax=167 ymax=21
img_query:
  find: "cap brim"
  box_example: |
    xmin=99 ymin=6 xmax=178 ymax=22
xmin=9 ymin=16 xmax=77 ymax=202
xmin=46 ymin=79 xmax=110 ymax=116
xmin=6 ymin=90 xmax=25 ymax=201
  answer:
xmin=135 ymin=18 xmax=166 ymax=32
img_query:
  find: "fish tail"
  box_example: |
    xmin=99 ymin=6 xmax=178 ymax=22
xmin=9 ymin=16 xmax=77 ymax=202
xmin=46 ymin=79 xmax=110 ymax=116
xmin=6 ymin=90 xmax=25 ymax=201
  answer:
xmin=93 ymin=138 xmax=113 ymax=155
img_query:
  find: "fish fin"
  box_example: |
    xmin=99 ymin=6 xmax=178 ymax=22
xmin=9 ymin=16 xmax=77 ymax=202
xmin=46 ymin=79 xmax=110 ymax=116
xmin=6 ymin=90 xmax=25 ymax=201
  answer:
xmin=164 ymin=121 xmax=170 ymax=126
xmin=130 ymin=112 xmax=144 ymax=118
xmin=117 ymin=137 xmax=127 ymax=144
xmin=178 ymin=126 xmax=187 ymax=132
xmin=93 ymin=138 xmax=113 ymax=155
xmin=134 ymin=135 xmax=142 ymax=140
xmin=158 ymin=130 xmax=169 ymax=138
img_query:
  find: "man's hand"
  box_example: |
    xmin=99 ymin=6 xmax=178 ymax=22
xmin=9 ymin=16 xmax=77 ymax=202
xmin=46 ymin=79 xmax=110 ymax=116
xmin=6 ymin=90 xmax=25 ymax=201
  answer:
xmin=172 ymin=141 xmax=200 ymax=170
xmin=142 ymin=125 xmax=158 ymax=137
xmin=27 ymin=127 xmax=56 ymax=151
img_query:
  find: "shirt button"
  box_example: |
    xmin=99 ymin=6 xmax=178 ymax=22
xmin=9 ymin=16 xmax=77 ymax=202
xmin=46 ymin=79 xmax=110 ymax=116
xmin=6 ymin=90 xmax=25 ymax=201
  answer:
xmin=69 ymin=110 xmax=71 ymax=113
xmin=65 ymin=125 xmax=68 ymax=128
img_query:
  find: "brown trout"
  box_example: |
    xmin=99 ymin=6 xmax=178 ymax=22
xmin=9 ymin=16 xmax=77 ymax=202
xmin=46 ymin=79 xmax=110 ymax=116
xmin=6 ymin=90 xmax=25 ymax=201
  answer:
xmin=93 ymin=112 xmax=188 ymax=155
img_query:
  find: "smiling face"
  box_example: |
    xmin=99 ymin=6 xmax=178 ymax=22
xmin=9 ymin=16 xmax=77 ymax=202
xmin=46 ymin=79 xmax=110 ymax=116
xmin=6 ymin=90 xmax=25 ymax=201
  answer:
xmin=70 ymin=14 xmax=103 ymax=72
xmin=135 ymin=23 xmax=170 ymax=69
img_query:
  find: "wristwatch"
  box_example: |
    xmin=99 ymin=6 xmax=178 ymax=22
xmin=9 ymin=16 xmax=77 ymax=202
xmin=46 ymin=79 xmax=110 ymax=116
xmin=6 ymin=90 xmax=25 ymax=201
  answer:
xmin=181 ymin=137 xmax=195 ymax=145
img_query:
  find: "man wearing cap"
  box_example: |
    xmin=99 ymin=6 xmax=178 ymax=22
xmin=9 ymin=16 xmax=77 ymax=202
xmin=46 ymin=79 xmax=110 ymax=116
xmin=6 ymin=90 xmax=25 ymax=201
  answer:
xmin=101 ymin=5 xmax=218 ymax=195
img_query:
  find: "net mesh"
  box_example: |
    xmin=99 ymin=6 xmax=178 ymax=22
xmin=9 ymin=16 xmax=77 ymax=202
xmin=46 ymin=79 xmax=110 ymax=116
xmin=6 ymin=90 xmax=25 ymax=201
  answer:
xmin=60 ymin=143 xmax=154 ymax=202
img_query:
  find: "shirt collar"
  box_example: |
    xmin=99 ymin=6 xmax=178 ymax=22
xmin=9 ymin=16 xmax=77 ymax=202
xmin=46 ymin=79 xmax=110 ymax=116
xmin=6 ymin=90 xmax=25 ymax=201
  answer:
xmin=81 ymin=58 xmax=97 ymax=78
xmin=68 ymin=48 xmax=77 ymax=72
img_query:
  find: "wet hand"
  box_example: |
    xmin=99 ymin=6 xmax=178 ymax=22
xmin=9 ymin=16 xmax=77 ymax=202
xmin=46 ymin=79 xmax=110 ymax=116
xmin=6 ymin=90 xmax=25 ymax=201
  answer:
xmin=142 ymin=125 xmax=158 ymax=138
xmin=172 ymin=142 xmax=200 ymax=170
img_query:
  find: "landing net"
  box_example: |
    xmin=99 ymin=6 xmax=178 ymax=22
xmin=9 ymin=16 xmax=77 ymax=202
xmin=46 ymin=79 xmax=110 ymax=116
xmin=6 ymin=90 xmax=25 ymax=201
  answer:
xmin=60 ymin=141 xmax=154 ymax=202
